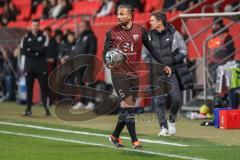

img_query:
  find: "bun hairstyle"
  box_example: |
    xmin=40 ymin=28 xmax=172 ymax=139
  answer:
xmin=151 ymin=11 xmax=167 ymax=26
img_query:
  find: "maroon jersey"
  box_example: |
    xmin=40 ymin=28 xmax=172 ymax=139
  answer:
xmin=103 ymin=23 xmax=163 ymax=74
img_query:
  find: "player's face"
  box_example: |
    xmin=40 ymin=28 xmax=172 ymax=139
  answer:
xmin=117 ymin=7 xmax=132 ymax=26
xmin=150 ymin=15 xmax=164 ymax=31
xmin=31 ymin=21 xmax=40 ymax=33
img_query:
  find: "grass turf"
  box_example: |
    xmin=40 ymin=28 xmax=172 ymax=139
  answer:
xmin=0 ymin=102 xmax=240 ymax=160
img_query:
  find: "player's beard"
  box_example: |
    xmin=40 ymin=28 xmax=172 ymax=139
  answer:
xmin=118 ymin=20 xmax=126 ymax=26
xmin=118 ymin=20 xmax=131 ymax=29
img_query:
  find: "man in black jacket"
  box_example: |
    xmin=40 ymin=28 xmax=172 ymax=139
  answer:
xmin=72 ymin=20 xmax=97 ymax=110
xmin=143 ymin=11 xmax=192 ymax=136
xmin=20 ymin=19 xmax=50 ymax=116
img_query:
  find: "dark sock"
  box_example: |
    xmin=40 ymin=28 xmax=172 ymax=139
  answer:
xmin=156 ymin=111 xmax=168 ymax=129
xmin=169 ymin=113 xmax=176 ymax=123
xmin=124 ymin=108 xmax=138 ymax=143
xmin=26 ymin=105 xmax=32 ymax=111
xmin=112 ymin=108 xmax=126 ymax=138
xmin=44 ymin=105 xmax=49 ymax=112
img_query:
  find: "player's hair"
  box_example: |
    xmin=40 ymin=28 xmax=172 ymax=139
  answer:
xmin=118 ymin=4 xmax=135 ymax=17
xmin=43 ymin=27 xmax=52 ymax=33
xmin=151 ymin=11 xmax=167 ymax=26
xmin=81 ymin=19 xmax=91 ymax=30
xmin=32 ymin=19 xmax=40 ymax=23
xmin=68 ymin=31 xmax=75 ymax=36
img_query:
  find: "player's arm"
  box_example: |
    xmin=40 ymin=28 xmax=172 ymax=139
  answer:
xmin=142 ymin=27 xmax=164 ymax=64
xmin=142 ymin=27 xmax=172 ymax=76
xmin=103 ymin=31 xmax=111 ymax=64
xmin=103 ymin=30 xmax=116 ymax=68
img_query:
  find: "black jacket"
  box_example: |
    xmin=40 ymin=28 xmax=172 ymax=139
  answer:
xmin=20 ymin=30 xmax=49 ymax=73
xmin=149 ymin=24 xmax=176 ymax=68
xmin=172 ymin=51 xmax=193 ymax=90
xmin=58 ymin=41 xmax=76 ymax=59
xmin=47 ymin=37 xmax=62 ymax=69
xmin=148 ymin=24 xmax=193 ymax=90
xmin=75 ymin=30 xmax=97 ymax=55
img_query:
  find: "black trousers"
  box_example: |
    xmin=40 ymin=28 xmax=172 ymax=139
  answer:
xmin=154 ymin=73 xmax=182 ymax=128
xmin=25 ymin=71 xmax=48 ymax=109
xmin=76 ymin=67 xmax=95 ymax=105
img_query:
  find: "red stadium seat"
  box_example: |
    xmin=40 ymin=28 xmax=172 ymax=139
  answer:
xmin=234 ymin=50 xmax=240 ymax=61
xmin=12 ymin=0 xmax=31 ymax=6
xmin=16 ymin=5 xmax=31 ymax=20
xmin=8 ymin=21 xmax=30 ymax=29
xmin=0 ymin=8 xmax=3 ymax=15
xmin=31 ymin=4 xmax=43 ymax=20
xmin=69 ymin=1 xmax=102 ymax=16
xmin=134 ymin=13 xmax=150 ymax=22
xmin=144 ymin=0 xmax=163 ymax=12
xmin=40 ymin=19 xmax=56 ymax=29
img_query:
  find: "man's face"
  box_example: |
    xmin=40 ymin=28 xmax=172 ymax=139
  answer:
xmin=31 ymin=21 xmax=40 ymax=33
xmin=117 ymin=7 xmax=132 ymax=26
xmin=67 ymin=34 xmax=75 ymax=43
xmin=150 ymin=16 xmax=164 ymax=31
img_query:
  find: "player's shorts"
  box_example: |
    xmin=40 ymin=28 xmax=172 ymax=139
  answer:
xmin=111 ymin=72 xmax=139 ymax=100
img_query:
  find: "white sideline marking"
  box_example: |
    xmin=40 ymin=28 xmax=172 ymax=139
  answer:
xmin=0 ymin=121 xmax=188 ymax=147
xmin=0 ymin=130 xmax=206 ymax=160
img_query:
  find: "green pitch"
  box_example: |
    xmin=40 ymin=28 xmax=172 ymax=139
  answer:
xmin=0 ymin=102 xmax=239 ymax=160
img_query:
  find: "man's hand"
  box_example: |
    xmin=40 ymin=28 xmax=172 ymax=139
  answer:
xmin=163 ymin=66 xmax=172 ymax=77
xmin=106 ymin=63 xmax=118 ymax=69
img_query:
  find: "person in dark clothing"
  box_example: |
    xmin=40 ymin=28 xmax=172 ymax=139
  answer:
xmin=20 ymin=19 xmax=50 ymax=116
xmin=163 ymin=0 xmax=176 ymax=11
xmin=72 ymin=20 xmax=97 ymax=110
xmin=42 ymin=0 xmax=51 ymax=19
xmin=31 ymin=0 xmax=43 ymax=14
xmin=0 ymin=48 xmax=17 ymax=101
xmin=207 ymin=18 xmax=236 ymax=83
xmin=210 ymin=18 xmax=235 ymax=60
xmin=46 ymin=29 xmax=63 ymax=70
xmin=0 ymin=50 xmax=3 ymax=100
xmin=45 ymin=29 xmax=63 ymax=103
xmin=75 ymin=20 xmax=97 ymax=57
xmin=143 ymin=11 xmax=192 ymax=136
xmin=0 ymin=0 xmax=20 ymax=26
xmin=58 ymin=31 xmax=76 ymax=88
xmin=58 ymin=31 xmax=76 ymax=63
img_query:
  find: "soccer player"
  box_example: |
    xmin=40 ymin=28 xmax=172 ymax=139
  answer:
xmin=103 ymin=5 xmax=172 ymax=149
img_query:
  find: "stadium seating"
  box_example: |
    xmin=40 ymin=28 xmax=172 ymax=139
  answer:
xmin=0 ymin=7 xmax=3 ymax=15
xmin=4 ymin=0 xmax=239 ymax=62
xmin=144 ymin=0 xmax=164 ymax=12
xmin=31 ymin=4 xmax=44 ymax=20
xmin=13 ymin=0 xmax=31 ymax=21
xmin=68 ymin=1 xmax=102 ymax=16
xmin=7 ymin=21 xmax=29 ymax=29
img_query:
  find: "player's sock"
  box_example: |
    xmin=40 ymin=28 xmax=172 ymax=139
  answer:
xmin=112 ymin=108 xmax=125 ymax=138
xmin=124 ymin=108 xmax=138 ymax=142
xmin=169 ymin=113 xmax=176 ymax=123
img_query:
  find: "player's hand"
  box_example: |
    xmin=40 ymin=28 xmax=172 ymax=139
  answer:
xmin=164 ymin=66 xmax=172 ymax=77
xmin=106 ymin=62 xmax=120 ymax=69
xmin=106 ymin=63 xmax=115 ymax=69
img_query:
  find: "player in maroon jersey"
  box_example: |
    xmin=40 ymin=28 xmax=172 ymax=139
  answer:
xmin=103 ymin=4 xmax=172 ymax=149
